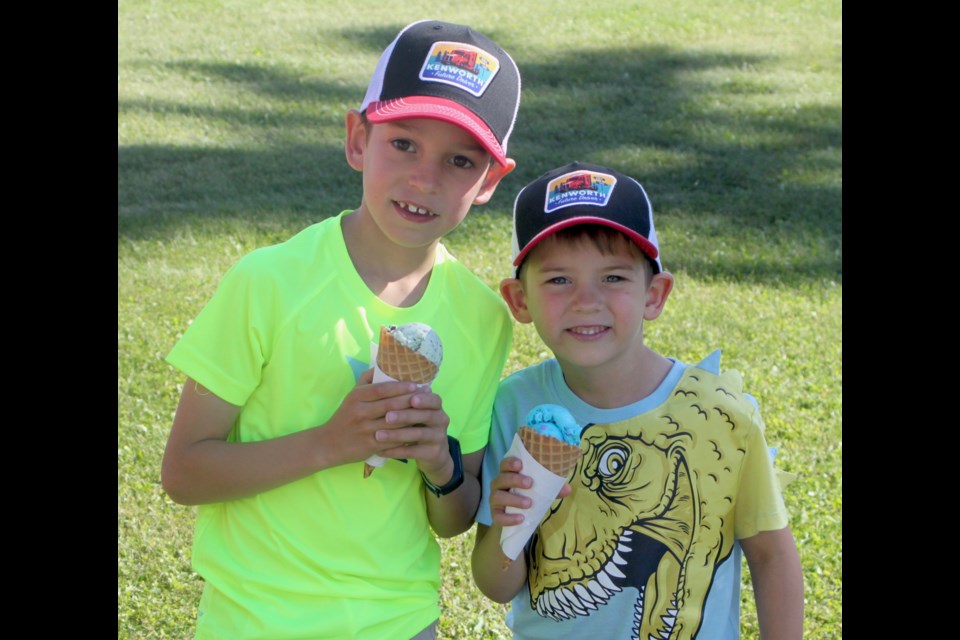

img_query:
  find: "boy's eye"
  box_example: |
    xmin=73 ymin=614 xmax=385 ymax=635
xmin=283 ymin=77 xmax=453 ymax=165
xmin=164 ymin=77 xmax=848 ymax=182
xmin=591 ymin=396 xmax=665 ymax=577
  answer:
xmin=391 ymin=139 xmax=415 ymax=153
xmin=604 ymin=275 xmax=626 ymax=283
xmin=546 ymin=276 xmax=570 ymax=285
xmin=450 ymin=155 xmax=475 ymax=169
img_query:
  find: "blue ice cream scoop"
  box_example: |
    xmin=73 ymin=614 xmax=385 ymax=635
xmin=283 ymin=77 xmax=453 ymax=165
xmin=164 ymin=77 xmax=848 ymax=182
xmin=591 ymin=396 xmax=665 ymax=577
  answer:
xmin=524 ymin=404 xmax=582 ymax=446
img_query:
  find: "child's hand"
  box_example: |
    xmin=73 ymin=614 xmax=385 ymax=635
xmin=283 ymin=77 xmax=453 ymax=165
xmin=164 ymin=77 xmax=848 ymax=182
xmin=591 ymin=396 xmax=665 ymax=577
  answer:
xmin=489 ymin=456 xmax=530 ymax=526
xmin=322 ymin=368 xmax=424 ymax=465
xmin=490 ymin=457 xmax=573 ymax=526
xmin=369 ymin=384 xmax=453 ymax=483
xmin=488 ymin=457 xmax=573 ymax=527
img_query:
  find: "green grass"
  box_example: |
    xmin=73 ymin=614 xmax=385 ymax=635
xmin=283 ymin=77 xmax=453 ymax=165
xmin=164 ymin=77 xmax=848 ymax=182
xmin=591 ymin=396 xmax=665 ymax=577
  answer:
xmin=119 ymin=1 xmax=841 ymax=637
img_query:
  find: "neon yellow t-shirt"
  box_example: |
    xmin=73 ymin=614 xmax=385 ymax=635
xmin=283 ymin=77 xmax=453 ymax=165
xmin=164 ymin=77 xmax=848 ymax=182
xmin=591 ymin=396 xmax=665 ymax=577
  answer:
xmin=166 ymin=211 xmax=512 ymax=640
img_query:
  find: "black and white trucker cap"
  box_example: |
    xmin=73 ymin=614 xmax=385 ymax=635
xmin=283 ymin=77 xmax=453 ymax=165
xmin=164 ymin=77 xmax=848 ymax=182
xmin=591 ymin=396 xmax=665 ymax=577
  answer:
xmin=360 ymin=19 xmax=521 ymax=167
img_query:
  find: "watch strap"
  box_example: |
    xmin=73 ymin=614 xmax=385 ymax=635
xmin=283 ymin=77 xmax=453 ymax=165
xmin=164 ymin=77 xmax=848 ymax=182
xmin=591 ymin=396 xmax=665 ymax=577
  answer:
xmin=421 ymin=435 xmax=464 ymax=497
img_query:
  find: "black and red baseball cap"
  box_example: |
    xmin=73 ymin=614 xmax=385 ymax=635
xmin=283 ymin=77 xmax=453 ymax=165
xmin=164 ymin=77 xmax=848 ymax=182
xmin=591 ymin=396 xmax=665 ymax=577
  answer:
xmin=360 ymin=20 xmax=521 ymax=167
xmin=511 ymin=162 xmax=662 ymax=274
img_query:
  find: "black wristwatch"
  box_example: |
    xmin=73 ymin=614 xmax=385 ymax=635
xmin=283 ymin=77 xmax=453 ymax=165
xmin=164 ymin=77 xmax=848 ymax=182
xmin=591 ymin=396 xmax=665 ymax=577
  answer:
xmin=421 ymin=436 xmax=464 ymax=497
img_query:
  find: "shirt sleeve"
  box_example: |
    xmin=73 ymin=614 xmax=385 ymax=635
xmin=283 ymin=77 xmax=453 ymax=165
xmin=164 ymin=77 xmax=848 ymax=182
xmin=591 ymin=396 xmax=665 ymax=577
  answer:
xmin=734 ymin=404 xmax=790 ymax=539
xmin=165 ymin=255 xmax=273 ymax=407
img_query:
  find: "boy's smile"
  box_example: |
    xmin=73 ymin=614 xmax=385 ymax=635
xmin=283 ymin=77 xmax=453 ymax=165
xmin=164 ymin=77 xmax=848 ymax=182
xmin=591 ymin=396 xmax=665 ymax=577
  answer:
xmin=394 ymin=199 xmax=437 ymax=219
xmin=345 ymin=114 xmax=513 ymax=253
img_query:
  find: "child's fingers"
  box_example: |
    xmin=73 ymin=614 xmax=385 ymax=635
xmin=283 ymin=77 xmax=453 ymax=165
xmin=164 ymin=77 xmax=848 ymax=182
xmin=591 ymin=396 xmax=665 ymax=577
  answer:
xmin=375 ymin=442 xmax=438 ymax=463
xmin=357 ymin=378 xmax=419 ymax=400
xmin=383 ymin=406 xmax=448 ymax=431
xmin=492 ymin=510 xmax=526 ymax=527
xmin=366 ymin=389 xmax=446 ymax=447
xmin=409 ymin=388 xmax=442 ymax=410
xmin=499 ymin=488 xmax=532 ymax=510
xmin=374 ymin=425 xmax=449 ymax=473
xmin=491 ymin=470 xmax=531 ymax=493
xmin=377 ymin=393 xmax=449 ymax=442
xmin=375 ymin=424 xmax=443 ymax=445
xmin=490 ymin=485 xmax=531 ymax=528
xmin=343 ymin=381 xmax=422 ymax=425
xmin=499 ymin=456 xmax=523 ymax=473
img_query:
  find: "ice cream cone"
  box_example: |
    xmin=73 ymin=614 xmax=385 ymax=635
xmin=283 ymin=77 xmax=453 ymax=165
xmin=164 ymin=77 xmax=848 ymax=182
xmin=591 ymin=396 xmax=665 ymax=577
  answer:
xmin=501 ymin=406 xmax=583 ymax=569
xmin=365 ymin=325 xmax=442 ymax=478
xmin=377 ymin=326 xmax=439 ymax=384
xmin=500 ymin=428 xmax=581 ymax=570
xmin=518 ymin=427 xmax=582 ymax=477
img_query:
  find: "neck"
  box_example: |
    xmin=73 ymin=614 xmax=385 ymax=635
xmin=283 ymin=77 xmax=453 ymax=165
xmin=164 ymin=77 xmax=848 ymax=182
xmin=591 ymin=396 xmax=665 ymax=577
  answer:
xmin=561 ymin=346 xmax=673 ymax=409
xmin=342 ymin=208 xmax=437 ymax=308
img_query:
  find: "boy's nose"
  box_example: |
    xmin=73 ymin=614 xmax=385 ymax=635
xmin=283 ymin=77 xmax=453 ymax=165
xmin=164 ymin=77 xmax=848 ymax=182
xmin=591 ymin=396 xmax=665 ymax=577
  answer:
xmin=408 ymin=161 xmax=441 ymax=194
xmin=571 ymin=283 xmax=602 ymax=311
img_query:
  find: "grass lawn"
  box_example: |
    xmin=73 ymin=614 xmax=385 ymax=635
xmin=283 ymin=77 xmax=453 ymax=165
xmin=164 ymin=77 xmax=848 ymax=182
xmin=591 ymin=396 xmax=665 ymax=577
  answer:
xmin=119 ymin=1 xmax=841 ymax=637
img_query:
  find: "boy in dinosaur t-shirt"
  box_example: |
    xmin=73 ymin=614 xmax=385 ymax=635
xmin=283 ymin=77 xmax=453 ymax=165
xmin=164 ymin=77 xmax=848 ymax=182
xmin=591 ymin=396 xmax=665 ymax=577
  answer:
xmin=471 ymin=162 xmax=803 ymax=640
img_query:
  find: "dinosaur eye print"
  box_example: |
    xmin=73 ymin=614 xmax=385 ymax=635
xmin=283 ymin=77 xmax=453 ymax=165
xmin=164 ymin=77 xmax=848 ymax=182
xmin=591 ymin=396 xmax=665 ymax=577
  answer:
xmin=598 ymin=446 xmax=629 ymax=477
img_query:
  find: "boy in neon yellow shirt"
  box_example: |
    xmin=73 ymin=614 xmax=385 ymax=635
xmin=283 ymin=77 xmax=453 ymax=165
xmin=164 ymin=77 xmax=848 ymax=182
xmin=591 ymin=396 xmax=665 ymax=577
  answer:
xmin=162 ymin=20 xmax=520 ymax=639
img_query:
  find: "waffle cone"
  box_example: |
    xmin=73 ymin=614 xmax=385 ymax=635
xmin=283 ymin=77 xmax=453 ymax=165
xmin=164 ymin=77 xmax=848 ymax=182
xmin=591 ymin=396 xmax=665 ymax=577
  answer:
xmin=377 ymin=327 xmax=439 ymax=385
xmin=518 ymin=427 xmax=582 ymax=477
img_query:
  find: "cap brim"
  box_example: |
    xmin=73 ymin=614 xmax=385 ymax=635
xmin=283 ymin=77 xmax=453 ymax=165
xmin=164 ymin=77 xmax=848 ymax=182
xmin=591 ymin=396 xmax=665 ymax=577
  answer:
xmin=513 ymin=217 xmax=660 ymax=268
xmin=366 ymin=96 xmax=508 ymax=166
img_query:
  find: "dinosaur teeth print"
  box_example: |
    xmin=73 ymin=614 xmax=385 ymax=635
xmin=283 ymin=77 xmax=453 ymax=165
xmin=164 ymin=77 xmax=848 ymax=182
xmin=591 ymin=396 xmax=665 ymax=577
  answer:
xmin=537 ymin=572 xmax=622 ymax=621
xmin=587 ymin=578 xmax=611 ymax=602
xmin=573 ymin=583 xmax=599 ymax=609
xmin=659 ymin=607 xmax=678 ymax=631
xmin=535 ymin=531 xmax=635 ymax=620
xmin=603 ymin=560 xmax=627 ymax=580
xmin=563 ymin=588 xmax=589 ymax=616
xmin=632 ymin=584 xmax=678 ymax=640
xmin=633 ymin=585 xmax=644 ymax=636
xmin=646 ymin=598 xmax=679 ymax=640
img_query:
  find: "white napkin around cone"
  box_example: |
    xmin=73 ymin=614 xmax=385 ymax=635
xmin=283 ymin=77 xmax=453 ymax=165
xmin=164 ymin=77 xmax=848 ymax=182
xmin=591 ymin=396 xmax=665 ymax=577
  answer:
xmin=365 ymin=340 xmax=430 ymax=470
xmin=499 ymin=432 xmax=569 ymax=562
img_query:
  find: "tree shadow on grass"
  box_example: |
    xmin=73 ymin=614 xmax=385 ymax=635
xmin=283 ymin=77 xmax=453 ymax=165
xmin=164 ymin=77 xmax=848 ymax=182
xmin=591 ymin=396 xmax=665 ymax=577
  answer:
xmin=118 ymin=32 xmax=841 ymax=285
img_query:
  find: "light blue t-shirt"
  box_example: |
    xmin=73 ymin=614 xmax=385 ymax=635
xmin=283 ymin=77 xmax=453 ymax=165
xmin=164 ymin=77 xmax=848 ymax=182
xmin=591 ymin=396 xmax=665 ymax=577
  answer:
xmin=477 ymin=351 xmax=787 ymax=640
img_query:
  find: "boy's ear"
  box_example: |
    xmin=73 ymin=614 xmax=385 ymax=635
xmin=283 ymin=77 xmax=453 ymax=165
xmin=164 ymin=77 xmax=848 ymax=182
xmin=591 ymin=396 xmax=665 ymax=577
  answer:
xmin=473 ymin=158 xmax=516 ymax=205
xmin=643 ymin=271 xmax=674 ymax=321
xmin=499 ymin=277 xmax=533 ymax=323
xmin=344 ymin=110 xmax=367 ymax=172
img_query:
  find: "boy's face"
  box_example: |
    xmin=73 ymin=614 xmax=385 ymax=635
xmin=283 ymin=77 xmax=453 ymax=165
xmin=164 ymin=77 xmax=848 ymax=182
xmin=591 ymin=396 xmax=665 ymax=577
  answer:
xmin=345 ymin=112 xmax=514 ymax=250
xmin=500 ymin=234 xmax=672 ymax=374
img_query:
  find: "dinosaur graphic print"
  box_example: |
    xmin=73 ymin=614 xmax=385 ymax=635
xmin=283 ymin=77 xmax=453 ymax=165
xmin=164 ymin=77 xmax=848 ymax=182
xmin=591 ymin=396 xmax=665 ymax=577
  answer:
xmin=524 ymin=365 xmax=763 ymax=640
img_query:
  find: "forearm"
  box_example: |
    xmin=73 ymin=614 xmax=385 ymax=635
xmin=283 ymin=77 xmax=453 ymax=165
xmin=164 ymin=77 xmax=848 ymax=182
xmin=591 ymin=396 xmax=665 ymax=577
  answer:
xmin=162 ymin=425 xmax=347 ymax=505
xmin=425 ymin=471 xmax=480 ymax=537
xmin=161 ymin=378 xmax=361 ymax=505
xmin=471 ymin=523 xmax=526 ymax=602
xmin=742 ymin=527 xmax=804 ymax=640
xmin=425 ymin=450 xmax=483 ymax=537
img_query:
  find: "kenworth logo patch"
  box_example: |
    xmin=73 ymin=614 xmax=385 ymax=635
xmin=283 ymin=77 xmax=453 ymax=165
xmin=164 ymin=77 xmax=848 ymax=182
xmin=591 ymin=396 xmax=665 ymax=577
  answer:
xmin=419 ymin=41 xmax=500 ymax=97
xmin=544 ymin=171 xmax=617 ymax=213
